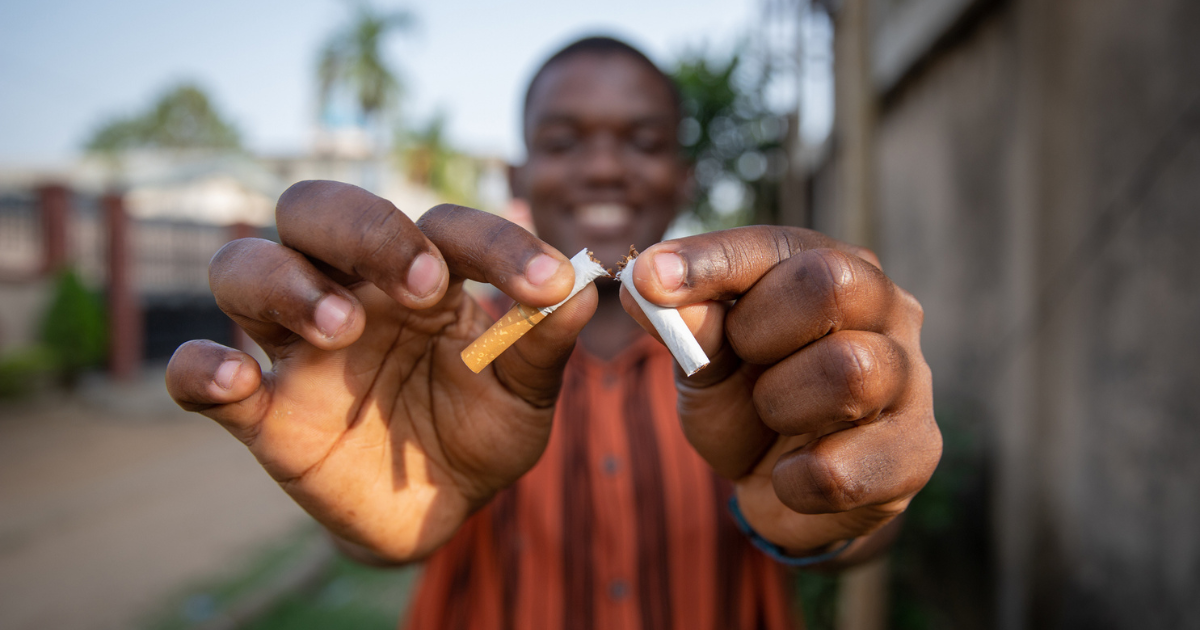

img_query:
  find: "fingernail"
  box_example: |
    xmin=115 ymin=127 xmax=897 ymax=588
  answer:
xmin=652 ymin=252 xmax=685 ymax=292
xmin=215 ymin=359 xmax=241 ymax=390
xmin=314 ymin=294 xmax=353 ymax=338
xmin=525 ymin=253 xmax=561 ymax=286
xmin=407 ymin=252 xmax=443 ymax=298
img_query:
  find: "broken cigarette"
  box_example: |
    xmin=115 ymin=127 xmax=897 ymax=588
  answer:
xmin=618 ymin=249 xmax=710 ymax=376
xmin=461 ymin=248 xmax=610 ymax=373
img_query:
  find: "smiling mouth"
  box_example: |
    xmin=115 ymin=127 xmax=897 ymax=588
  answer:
xmin=576 ymin=203 xmax=633 ymax=232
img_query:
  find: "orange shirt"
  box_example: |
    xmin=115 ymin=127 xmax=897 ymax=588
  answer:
xmin=405 ymin=335 xmax=799 ymax=630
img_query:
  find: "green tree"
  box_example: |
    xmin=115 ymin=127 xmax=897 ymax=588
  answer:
xmin=318 ymin=2 xmax=414 ymax=142
xmin=85 ymin=83 xmax=241 ymax=152
xmin=398 ymin=112 xmax=479 ymax=206
xmin=39 ymin=269 xmax=107 ymax=388
xmin=671 ymin=48 xmax=790 ymax=228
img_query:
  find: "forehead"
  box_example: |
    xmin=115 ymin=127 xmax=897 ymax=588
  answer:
xmin=524 ymin=53 xmax=677 ymax=130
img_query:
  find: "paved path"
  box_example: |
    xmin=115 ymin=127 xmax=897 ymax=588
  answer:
xmin=0 ymin=368 xmax=310 ymax=630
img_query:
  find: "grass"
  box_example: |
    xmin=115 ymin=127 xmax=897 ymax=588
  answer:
xmin=141 ymin=524 xmax=419 ymax=630
xmin=244 ymin=555 xmax=419 ymax=630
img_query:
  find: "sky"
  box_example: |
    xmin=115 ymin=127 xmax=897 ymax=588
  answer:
xmin=0 ymin=0 xmax=831 ymax=164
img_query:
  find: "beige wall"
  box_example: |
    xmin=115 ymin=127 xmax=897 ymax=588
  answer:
xmin=819 ymin=0 xmax=1200 ymax=626
xmin=0 ymin=281 xmax=52 ymax=352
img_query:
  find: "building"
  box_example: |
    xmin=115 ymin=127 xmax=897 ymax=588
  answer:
xmin=808 ymin=0 xmax=1200 ymax=627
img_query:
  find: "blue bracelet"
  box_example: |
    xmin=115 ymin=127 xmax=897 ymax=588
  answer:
xmin=727 ymin=496 xmax=855 ymax=567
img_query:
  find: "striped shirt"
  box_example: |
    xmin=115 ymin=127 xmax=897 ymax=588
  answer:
xmin=405 ymin=334 xmax=799 ymax=630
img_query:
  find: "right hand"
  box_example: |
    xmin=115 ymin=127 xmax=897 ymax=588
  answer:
xmin=166 ymin=181 xmax=595 ymax=562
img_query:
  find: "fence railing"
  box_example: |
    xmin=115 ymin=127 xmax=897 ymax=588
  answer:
xmin=0 ymin=191 xmax=40 ymax=278
xmin=1 ymin=188 xmax=242 ymax=297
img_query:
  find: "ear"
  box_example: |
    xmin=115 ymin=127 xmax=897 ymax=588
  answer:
xmin=508 ymin=162 xmax=527 ymax=201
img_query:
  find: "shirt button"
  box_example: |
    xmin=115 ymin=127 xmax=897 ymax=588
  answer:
xmin=608 ymin=579 xmax=630 ymax=601
xmin=602 ymin=455 xmax=621 ymax=475
xmin=603 ymin=372 xmax=618 ymax=388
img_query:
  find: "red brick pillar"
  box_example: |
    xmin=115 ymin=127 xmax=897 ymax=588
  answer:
xmin=227 ymin=222 xmax=258 ymax=351
xmin=104 ymin=191 xmax=142 ymax=381
xmin=36 ymin=183 xmax=71 ymax=275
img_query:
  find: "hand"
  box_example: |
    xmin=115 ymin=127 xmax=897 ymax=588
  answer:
xmin=621 ymin=226 xmax=941 ymax=558
xmin=166 ymin=181 xmax=595 ymax=563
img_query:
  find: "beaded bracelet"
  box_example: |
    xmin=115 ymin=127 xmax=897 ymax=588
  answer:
xmin=727 ymin=496 xmax=856 ymax=567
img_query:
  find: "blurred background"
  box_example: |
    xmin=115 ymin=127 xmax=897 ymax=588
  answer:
xmin=1 ymin=0 xmax=1197 ymax=629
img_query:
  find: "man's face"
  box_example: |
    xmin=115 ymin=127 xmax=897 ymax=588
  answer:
xmin=513 ymin=53 xmax=689 ymax=268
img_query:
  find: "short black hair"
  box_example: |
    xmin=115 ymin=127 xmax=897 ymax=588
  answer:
xmin=522 ymin=36 xmax=682 ymax=134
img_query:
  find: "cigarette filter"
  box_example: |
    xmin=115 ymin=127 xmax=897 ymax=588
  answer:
xmin=461 ymin=248 xmax=610 ymax=373
xmin=618 ymin=251 xmax=710 ymax=376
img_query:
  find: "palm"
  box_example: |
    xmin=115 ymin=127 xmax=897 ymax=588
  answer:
xmin=167 ymin=187 xmax=587 ymax=562
xmin=247 ymin=283 xmax=556 ymax=557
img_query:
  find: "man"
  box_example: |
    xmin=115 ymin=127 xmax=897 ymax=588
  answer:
xmin=166 ymin=37 xmax=941 ymax=629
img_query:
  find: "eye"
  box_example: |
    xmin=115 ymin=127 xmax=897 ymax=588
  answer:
xmin=630 ymin=128 xmax=667 ymax=153
xmin=536 ymin=128 xmax=579 ymax=154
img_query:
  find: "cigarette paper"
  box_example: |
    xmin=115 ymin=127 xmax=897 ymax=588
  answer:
xmin=461 ymin=248 xmax=609 ymax=373
xmin=618 ymin=252 xmax=710 ymax=376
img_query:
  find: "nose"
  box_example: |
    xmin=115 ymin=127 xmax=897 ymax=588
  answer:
xmin=580 ymin=134 xmax=626 ymax=187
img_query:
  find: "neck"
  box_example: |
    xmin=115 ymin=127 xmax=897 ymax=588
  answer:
xmin=578 ymin=286 xmax=641 ymax=360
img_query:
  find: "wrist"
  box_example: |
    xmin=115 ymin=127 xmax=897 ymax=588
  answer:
xmin=727 ymin=495 xmax=856 ymax=567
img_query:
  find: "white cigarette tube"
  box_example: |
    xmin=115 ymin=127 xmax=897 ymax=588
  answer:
xmin=461 ymin=249 xmax=609 ymax=373
xmin=618 ymin=256 xmax=710 ymax=376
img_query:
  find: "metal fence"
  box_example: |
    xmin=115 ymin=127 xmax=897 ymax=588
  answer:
xmin=0 ymin=191 xmax=40 ymax=277
xmin=0 ymin=188 xmax=234 ymax=297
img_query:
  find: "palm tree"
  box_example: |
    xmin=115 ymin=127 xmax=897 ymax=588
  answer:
xmin=85 ymin=82 xmax=241 ymax=153
xmin=318 ymin=2 xmax=415 ymax=153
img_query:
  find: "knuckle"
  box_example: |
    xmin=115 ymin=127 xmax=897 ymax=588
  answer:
xmin=851 ymin=245 xmax=881 ymax=268
xmin=780 ymin=448 xmax=866 ymax=513
xmin=823 ymin=336 xmax=877 ymax=420
xmin=415 ymin=203 xmax=460 ymax=233
xmin=275 ymin=180 xmax=320 ymax=219
xmin=209 ymin=238 xmax=273 ymax=295
xmin=798 ymin=249 xmax=854 ymax=331
xmin=769 ymin=228 xmax=797 ymax=262
xmin=208 ymin=239 xmax=247 ymax=287
xmin=355 ymin=198 xmax=411 ymax=264
xmin=897 ymin=286 xmax=925 ymax=325
xmin=416 ymin=203 xmax=476 ymax=240
xmin=750 ymin=378 xmax=785 ymax=425
xmin=811 ymin=459 xmax=865 ymax=513
xmin=712 ymin=236 xmax=743 ymax=285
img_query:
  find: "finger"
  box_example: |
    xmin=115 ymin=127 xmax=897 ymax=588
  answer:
xmin=490 ymin=284 xmax=600 ymax=408
xmin=725 ymin=248 xmax=908 ymax=365
xmin=619 ymin=285 xmax=747 ymax=383
xmin=771 ymin=413 xmax=942 ymax=515
xmin=629 ymin=225 xmax=866 ymax=307
xmin=209 ymin=238 xmax=367 ymax=351
xmin=752 ymin=331 xmax=909 ymax=436
xmin=166 ymin=340 xmax=272 ymax=440
xmin=418 ymin=204 xmax=575 ymax=308
xmin=619 ymin=287 xmax=774 ymax=478
xmin=676 ymin=360 xmax=777 ymax=479
xmin=619 ymin=283 xmax=728 ymax=358
xmin=276 ymin=180 xmax=451 ymax=309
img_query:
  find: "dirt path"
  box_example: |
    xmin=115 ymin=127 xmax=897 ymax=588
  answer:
xmin=0 ymin=368 xmax=310 ymax=630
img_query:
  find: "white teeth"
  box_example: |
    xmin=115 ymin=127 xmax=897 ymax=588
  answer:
xmin=576 ymin=203 xmax=632 ymax=230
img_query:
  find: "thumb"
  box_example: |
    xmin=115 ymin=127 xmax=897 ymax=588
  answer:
xmin=487 ymin=283 xmax=599 ymax=408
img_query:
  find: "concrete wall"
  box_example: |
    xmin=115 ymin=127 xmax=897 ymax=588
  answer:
xmin=0 ymin=282 xmax=52 ymax=353
xmin=821 ymin=0 xmax=1200 ymax=627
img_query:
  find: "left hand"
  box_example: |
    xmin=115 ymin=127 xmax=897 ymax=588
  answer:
xmin=620 ymin=225 xmax=941 ymax=556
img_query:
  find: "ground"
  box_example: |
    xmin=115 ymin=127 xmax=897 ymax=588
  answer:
xmin=0 ymin=366 xmax=312 ymax=630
